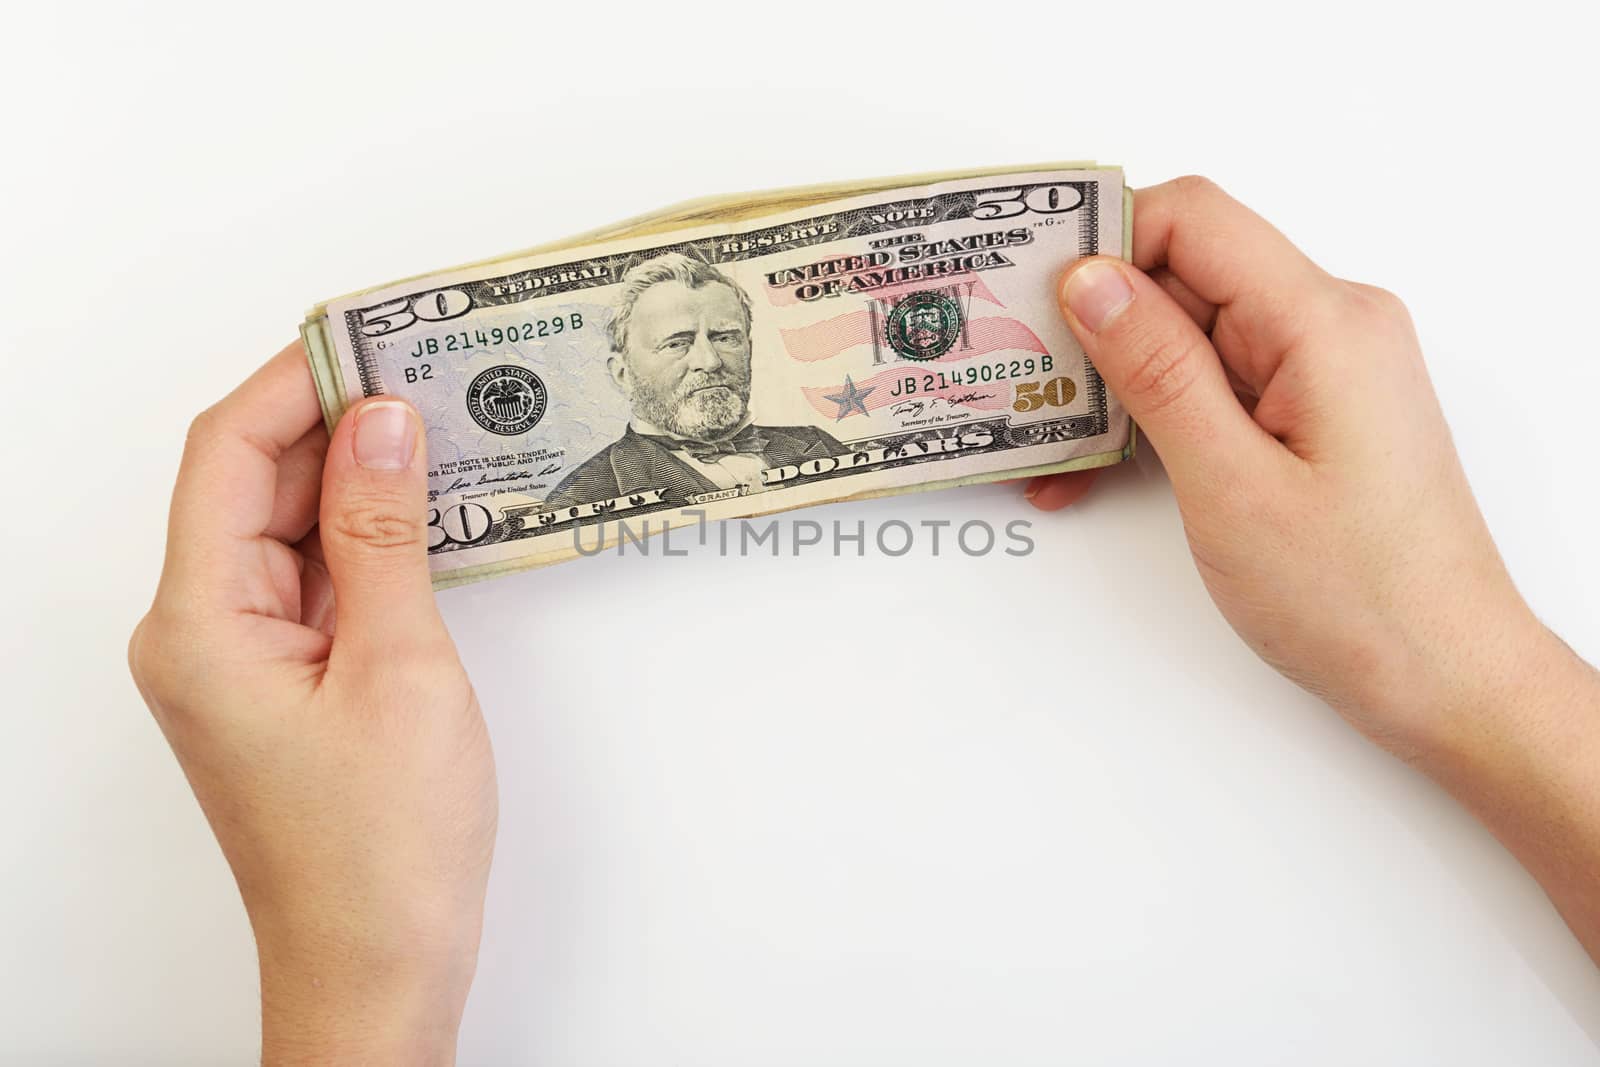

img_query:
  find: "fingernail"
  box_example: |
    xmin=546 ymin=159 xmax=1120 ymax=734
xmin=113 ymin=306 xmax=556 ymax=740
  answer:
xmin=353 ymin=402 xmax=417 ymax=470
xmin=1063 ymin=261 xmax=1134 ymax=333
xmin=1023 ymin=477 xmax=1044 ymax=500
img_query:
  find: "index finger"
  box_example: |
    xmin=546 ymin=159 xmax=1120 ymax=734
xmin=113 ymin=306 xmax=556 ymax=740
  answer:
xmin=162 ymin=341 xmax=324 ymax=589
xmin=1133 ymin=177 xmax=1335 ymax=387
xmin=1133 ymin=176 xmax=1327 ymax=303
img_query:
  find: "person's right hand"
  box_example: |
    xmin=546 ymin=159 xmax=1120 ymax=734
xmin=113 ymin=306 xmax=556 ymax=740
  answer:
xmin=1029 ymin=176 xmax=1535 ymax=748
xmin=1023 ymin=177 xmax=1600 ymax=961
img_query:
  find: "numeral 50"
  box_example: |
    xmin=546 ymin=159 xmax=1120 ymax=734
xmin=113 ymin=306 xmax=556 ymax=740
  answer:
xmin=360 ymin=288 xmax=474 ymax=337
xmin=1013 ymin=376 xmax=1076 ymax=412
xmin=428 ymin=501 xmax=494 ymax=549
xmin=971 ymin=184 xmax=1084 ymax=220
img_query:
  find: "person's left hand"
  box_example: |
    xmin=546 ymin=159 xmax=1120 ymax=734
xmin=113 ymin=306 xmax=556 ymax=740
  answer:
xmin=1018 ymin=464 xmax=1102 ymax=512
xmin=128 ymin=342 xmax=496 ymax=1063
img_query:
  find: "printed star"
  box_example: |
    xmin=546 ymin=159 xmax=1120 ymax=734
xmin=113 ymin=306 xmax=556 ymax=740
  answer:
xmin=823 ymin=374 xmax=874 ymax=420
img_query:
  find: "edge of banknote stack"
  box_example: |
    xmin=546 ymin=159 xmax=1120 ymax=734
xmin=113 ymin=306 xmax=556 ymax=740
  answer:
xmin=301 ymin=163 xmax=1137 ymax=588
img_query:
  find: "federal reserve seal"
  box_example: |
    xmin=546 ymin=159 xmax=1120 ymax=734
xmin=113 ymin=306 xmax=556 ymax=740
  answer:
xmin=884 ymin=290 xmax=963 ymax=361
xmin=466 ymin=365 xmax=548 ymax=435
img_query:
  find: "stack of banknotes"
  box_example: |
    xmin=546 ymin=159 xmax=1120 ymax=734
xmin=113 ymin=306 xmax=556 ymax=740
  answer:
xmin=301 ymin=164 xmax=1134 ymax=587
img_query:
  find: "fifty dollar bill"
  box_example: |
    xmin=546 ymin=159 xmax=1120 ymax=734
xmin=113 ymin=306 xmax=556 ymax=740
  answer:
xmin=301 ymin=164 xmax=1134 ymax=587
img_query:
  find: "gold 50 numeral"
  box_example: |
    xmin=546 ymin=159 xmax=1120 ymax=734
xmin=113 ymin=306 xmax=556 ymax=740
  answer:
xmin=1013 ymin=376 xmax=1076 ymax=412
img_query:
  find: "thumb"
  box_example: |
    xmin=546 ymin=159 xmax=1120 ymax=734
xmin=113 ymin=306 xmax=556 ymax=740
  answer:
xmin=318 ymin=397 xmax=448 ymax=659
xmin=1058 ymin=257 xmax=1270 ymax=489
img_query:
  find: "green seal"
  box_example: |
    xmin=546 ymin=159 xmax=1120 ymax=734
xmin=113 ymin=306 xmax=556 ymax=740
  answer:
xmin=884 ymin=290 xmax=963 ymax=361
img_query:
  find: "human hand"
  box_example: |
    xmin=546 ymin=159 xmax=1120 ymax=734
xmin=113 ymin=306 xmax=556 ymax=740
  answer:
xmin=1023 ymin=178 xmax=1600 ymax=960
xmin=128 ymin=343 xmax=496 ymax=1064
xmin=1025 ymin=176 xmax=1547 ymax=749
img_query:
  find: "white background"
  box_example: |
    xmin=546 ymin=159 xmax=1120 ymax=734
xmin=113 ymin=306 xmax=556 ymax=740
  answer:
xmin=3 ymin=2 xmax=1597 ymax=1063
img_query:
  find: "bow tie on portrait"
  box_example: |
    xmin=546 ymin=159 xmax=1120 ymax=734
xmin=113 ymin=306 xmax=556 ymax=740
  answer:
xmin=643 ymin=425 xmax=769 ymax=463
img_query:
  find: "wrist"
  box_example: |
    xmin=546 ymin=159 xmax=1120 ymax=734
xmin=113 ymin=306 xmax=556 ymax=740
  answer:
xmin=1398 ymin=615 xmax=1600 ymax=958
xmin=1347 ymin=571 xmax=1544 ymax=764
xmin=254 ymin=903 xmax=482 ymax=1065
xmin=1402 ymin=607 xmax=1597 ymax=798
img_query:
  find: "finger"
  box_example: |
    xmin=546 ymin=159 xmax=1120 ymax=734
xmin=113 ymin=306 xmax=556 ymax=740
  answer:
xmin=165 ymin=342 xmax=322 ymax=588
xmin=294 ymin=530 xmax=336 ymax=637
xmin=1148 ymin=267 xmax=1217 ymax=333
xmin=1059 ymin=257 xmax=1281 ymax=490
xmin=1133 ymin=177 xmax=1334 ymax=391
xmin=265 ymin=425 xmax=330 ymax=544
xmin=1023 ymin=470 xmax=1099 ymax=511
xmin=1222 ymin=364 xmax=1261 ymax=417
xmin=317 ymin=397 xmax=450 ymax=665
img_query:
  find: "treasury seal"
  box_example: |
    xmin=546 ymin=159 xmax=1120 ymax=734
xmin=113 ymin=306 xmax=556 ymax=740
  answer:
xmin=884 ymin=290 xmax=963 ymax=361
xmin=466 ymin=365 xmax=548 ymax=435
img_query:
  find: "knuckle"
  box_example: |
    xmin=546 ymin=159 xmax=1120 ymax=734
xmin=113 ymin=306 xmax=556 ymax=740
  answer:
xmin=1171 ymin=173 xmax=1225 ymax=203
xmin=1339 ymin=282 xmax=1415 ymax=338
xmin=184 ymin=405 xmax=224 ymax=451
xmin=331 ymin=492 xmax=425 ymax=552
xmin=127 ymin=611 xmax=192 ymax=712
xmin=1360 ymin=283 xmax=1411 ymax=321
xmin=126 ymin=617 xmax=153 ymax=686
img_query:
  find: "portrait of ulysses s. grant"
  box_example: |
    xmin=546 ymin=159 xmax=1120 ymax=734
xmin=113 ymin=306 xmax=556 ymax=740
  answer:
xmin=544 ymin=252 xmax=852 ymax=509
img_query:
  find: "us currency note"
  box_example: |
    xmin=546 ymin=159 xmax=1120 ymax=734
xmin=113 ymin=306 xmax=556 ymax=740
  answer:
xmin=301 ymin=165 xmax=1134 ymax=587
